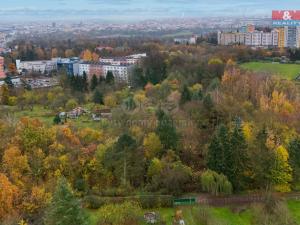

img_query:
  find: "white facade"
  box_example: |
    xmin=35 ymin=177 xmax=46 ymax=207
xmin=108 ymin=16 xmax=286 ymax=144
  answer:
xmin=73 ymin=63 xmax=80 ymax=76
xmin=16 ymin=59 xmax=57 ymax=74
xmin=272 ymin=30 xmax=279 ymax=46
xmin=78 ymin=63 xmax=90 ymax=76
xmin=297 ymin=27 xmax=300 ymax=48
xmin=262 ymin=32 xmax=273 ymax=46
xmin=218 ymin=30 xmax=279 ymax=47
xmin=99 ymin=53 xmax=146 ymax=66
xmin=245 ymin=33 xmax=252 ymax=46
xmin=102 ymin=64 xmax=133 ymax=84
xmin=251 ymin=32 xmax=262 ymax=46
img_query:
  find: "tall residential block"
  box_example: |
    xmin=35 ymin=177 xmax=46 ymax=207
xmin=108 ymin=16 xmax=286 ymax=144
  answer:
xmin=277 ymin=28 xmax=285 ymax=48
xmin=285 ymin=26 xmax=298 ymax=48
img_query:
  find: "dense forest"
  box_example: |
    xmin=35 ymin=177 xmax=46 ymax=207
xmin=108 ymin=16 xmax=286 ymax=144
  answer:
xmin=1 ymin=39 xmax=300 ymax=225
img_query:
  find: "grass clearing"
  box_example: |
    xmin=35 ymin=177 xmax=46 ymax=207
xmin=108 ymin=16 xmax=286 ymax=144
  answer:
xmin=240 ymin=62 xmax=300 ymax=80
xmin=287 ymin=200 xmax=300 ymax=222
xmin=87 ymin=200 xmax=300 ymax=225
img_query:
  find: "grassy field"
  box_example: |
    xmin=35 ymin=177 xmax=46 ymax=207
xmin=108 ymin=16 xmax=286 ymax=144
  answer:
xmin=4 ymin=105 xmax=111 ymax=130
xmin=240 ymin=62 xmax=300 ymax=80
xmin=87 ymin=200 xmax=300 ymax=225
xmin=288 ymin=200 xmax=300 ymax=222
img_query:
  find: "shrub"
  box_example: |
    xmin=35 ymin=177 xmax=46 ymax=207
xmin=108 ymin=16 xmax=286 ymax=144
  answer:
xmin=201 ymin=170 xmax=232 ymax=196
xmin=84 ymin=195 xmax=173 ymax=210
xmin=96 ymin=201 xmax=142 ymax=225
xmin=191 ymin=206 xmax=226 ymax=225
xmin=83 ymin=195 xmax=106 ymax=209
xmin=138 ymin=195 xmax=173 ymax=209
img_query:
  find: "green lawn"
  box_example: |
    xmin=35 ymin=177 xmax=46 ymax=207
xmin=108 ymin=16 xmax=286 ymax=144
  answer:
xmin=87 ymin=200 xmax=300 ymax=225
xmin=240 ymin=62 xmax=300 ymax=80
xmin=211 ymin=207 xmax=252 ymax=225
xmin=87 ymin=206 xmax=252 ymax=225
xmin=288 ymin=200 xmax=300 ymax=222
xmin=4 ymin=105 xmax=110 ymax=130
xmin=8 ymin=106 xmax=55 ymax=126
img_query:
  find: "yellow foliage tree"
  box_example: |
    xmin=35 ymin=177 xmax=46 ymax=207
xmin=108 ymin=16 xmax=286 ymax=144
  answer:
xmin=22 ymin=186 xmax=51 ymax=215
xmin=272 ymin=145 xmax=292 ymax=192
xmin=2 ymin=146 xmax=30 ymax=187
xmin=134 ymin=91 xmax=146 ymax=109
xmin=143 ymin=133 xmax=163 ymax=159
xmin=104 ymin=95 xmax=117 ymax=108
xmin=0 ymin=173 xmax=19 ymax=220
xmin=82 ymin=49 xmax=93 ymax=61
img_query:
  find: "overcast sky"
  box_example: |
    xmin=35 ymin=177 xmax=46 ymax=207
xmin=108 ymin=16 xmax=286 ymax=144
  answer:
xmin=1 ymin=0 xmax=299 ymax=21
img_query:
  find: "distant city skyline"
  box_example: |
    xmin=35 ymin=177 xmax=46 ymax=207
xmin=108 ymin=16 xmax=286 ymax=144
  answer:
xmin=1 ymin=0 xmax=300 ymax=21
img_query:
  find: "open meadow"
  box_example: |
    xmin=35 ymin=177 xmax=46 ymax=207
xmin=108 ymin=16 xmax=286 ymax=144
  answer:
xmin=241 ymin=62 xmax=300 ymax=80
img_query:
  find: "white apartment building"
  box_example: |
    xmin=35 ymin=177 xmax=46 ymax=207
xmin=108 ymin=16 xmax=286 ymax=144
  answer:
xmin=219 ymin=30 xmax=279 ymax=47
xmin=262 ymin=32 xmax=273 ymax=46
xmin=217 ymin=32 xmax=237 ymax=45
xmin=16 ymin=59 xmax=57 ymax=74
xmin=272 ymin=30 xmax=279 ymax=46
xmin=297 ymin=27 xmax=300 ymax=48
xmin=99 ymin=53 xmax=146 ymax=66
xmin=102 ymin=64 xmax=134 ymax=84
xmin=251 ymin=32 xmax=263 ymax=46
xmin=78 ymin=63 xmax=90 ymax=76
xmin=245 ymin=33 xmax=252 ymax=46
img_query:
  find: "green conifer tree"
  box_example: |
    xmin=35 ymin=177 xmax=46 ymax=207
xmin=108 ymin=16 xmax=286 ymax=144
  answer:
xmin=44 ymin=178 xmax=89 ymax=225
xmin=90 ymin=74 xmax=98 ymax=91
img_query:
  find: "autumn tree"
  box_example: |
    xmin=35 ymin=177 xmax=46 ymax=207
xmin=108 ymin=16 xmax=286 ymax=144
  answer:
xmin=51 ymin=48 xmax=58 ymax=58
xmin=133 ymin=91 xmax=146 ymax=109
xmin=2 ymin=146 xmax=30 ymax=187
xmin=143 ymin=132 xmax=163 ymax=159
xmin=104 ymin=94 xmax=117 ymax=108
xmin=22 ymin=186 xmax=51 ymax=218
xmin=8 ymin=63 xmax=17 ymax=74
xmin=82 ymin=49 xmax=93 ymax=61
xmin=65 ymin=49 xmax=75 ymax=58
xmin=271 ymin=146 xmax=292 ymax=192
xmin=92 ymin=52 xmax=99 ymax=62
xmin=208 ymin=57 xmax=225 ymax=79
xmin=0 ymin=84 xmax=9 ymax=105
xmin=0 ymin=173 xmax=19 ymax=221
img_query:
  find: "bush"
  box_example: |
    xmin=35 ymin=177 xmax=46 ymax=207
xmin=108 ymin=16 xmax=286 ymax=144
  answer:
xmin=138 ymin=195 xmax=173 ymax=209
xmin=251 ymin=201 xmax=297 ymax=225
xmin=201 ymin=170 xmax=232 ymax=196
xmin=96 ymin=201 xmax=142 ymax=225
xmin=8 ymin=96 xmax=17 ymax=106
xmin=83 ymin=195 xmax=108 ymax=209
xmin=191 ymin=206 xmax=226 ymax=225
xmin=65 ymin=99 xmax=78 ymax=111
xmin=83 ymin=195 xmax=173 ymax=210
